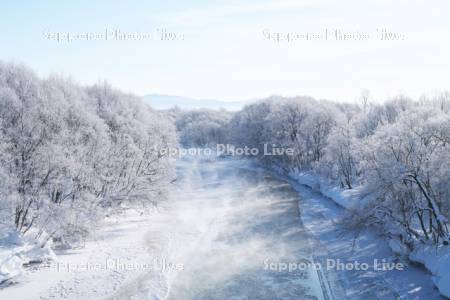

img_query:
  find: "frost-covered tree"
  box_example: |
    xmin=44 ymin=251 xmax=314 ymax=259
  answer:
xmin=87 ymin=83 xmax=177 ymax=205
xmin=0 ymin=62 xmax=176 ymax=246
xmin=229 ymin=98 xmax=274 ymax=152
xmin=321 ymin=117 xmax=359 ymax=189
xmin=175 ymin=108 xmax=232 ymax=147
xmin=231 ymin=96 xmax=337 ymax=168
xmin=360 ymin=107 xmax=450 ymax=246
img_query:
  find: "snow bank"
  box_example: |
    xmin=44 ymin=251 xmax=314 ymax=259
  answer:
xmin=409 ymin=245 xmax=450 ymax=298
xmin=288 ymin=169 xmax=450 ymax=299
xmin=289 ymin=170 xmax=360 ymax=209
xmin=0 ymin=230 xmax=55 ymax=285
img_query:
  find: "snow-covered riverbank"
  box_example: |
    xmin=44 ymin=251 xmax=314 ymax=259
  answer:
xmin=284 ymin=171 xmax=445 ymax=299
xmin=0 ymin=208 xmax=170 ymax=299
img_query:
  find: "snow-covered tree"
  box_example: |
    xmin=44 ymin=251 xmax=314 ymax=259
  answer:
xmin=0 ymin=62 xmax=177 ymax=247
xmin=360 ymin=107 xmax=450 ymax=246
xmin=321 ymin=116 xmax=359 ymax=189
xmin=175 ymin=109 xmax=232 ymax=147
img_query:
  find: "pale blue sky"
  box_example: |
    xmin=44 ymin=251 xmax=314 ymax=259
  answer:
xmin=1 ymin=0 xmax=449 ymax=102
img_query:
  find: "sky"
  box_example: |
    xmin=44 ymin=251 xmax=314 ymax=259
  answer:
xmin=1 ymin=0 xmax=450 ymax=103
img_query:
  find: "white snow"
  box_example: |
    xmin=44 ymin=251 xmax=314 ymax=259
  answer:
xmin=286 ymin=169 xmax=446 ymax=298
xmin=0 ymin=230 xmax=56 ymax=285
xmin=290 ymin=171 xmax=362 ymax=210
xmin=409 ymin=244 xmax=450 ymax=298
xmin=0 ymin=207 xmax=180 ymax=299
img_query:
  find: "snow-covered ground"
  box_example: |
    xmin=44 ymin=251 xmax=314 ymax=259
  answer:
xmin=0 ymin=208 xmax=170 ymax=299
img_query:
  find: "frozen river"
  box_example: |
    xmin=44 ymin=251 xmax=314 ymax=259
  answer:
xmin=159 ymin=156 xmax=341 ymax=299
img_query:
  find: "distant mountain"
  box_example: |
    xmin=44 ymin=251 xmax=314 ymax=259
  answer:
xmin=143 ymin=94 xmax=247 ymax=111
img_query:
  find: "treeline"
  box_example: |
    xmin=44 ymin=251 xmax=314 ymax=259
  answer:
xmin=169 ymin=107 xmax=232 ymax=147
xmin=229 ymin=95 xmax=450 ymax=249
xmin=0 ymin=62 xmax=176 ymax=247
xmin=177 ymin=93 xmax=450 ymax=249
